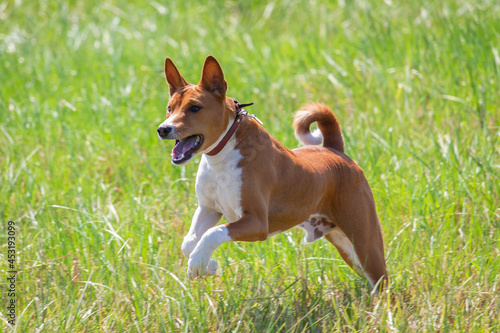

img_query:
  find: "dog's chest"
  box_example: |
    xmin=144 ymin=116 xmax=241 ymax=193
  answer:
xmin=195 ymin=150 xmax=243 ymax=222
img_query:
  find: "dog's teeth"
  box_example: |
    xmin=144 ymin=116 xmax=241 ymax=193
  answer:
xmin=180 ymin=154 xmax=185 ymax=159
xmin=195 ymin=137 xmax=200 ymax=143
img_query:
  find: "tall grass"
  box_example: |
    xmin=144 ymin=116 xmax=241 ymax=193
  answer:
xmin=1 ymin=0 xmax=499 ymax=331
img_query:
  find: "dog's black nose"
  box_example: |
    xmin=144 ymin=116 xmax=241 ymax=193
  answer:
xmin=157 ymin=126 xmax=172 ymax=138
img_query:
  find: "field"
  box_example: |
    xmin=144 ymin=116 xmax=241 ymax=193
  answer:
xmin=1 ymin=0 xmax=499 ymax=331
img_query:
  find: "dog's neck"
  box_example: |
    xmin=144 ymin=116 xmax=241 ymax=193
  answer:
xmin=201 ymin=116 xmax=239 ymax=166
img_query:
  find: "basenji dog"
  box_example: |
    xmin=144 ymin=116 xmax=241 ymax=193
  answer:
xmin=157 ymin=55 xmax=388 ymax=290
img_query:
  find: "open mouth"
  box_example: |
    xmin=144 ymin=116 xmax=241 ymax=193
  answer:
xmin=171 ymin=135 xmax=204 ymax=165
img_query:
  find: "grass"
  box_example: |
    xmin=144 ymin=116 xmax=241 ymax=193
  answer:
xmin=1 ymin=0 xmax=499 ymax=331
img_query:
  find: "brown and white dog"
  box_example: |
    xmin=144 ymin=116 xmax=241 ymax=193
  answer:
xmin=157 ymin=55 xmax=388 ymax=289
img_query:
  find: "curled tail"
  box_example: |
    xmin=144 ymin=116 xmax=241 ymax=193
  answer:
xmin=293 ymin=103 xmax=344 ymax=152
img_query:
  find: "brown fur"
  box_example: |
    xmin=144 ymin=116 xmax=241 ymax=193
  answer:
xmin=162 ymin=55 xmax=388 ymax=290
xmin=293 ymin=103 xmax=344 ymax=152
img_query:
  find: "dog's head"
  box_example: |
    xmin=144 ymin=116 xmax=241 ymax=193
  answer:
xmin=157 ymin=56 xmax=233 ymax=165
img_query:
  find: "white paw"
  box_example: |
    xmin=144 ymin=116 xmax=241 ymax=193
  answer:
xmin=187 ymin=252 xmax=217 ymax=279
xmin=181 ymin=235 xmax=197 ymax=259
xmin=207 ymin=259 xmax=218 ymax=275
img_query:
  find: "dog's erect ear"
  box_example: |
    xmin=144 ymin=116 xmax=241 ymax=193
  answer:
xmin=199 ymin=55 xmax=227 ymax=97
xmin=165 ymin=57 xmax=188 ymax=96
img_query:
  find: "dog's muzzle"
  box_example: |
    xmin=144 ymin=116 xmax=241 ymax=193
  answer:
xmin=157 ymin=125 xmax=173 ymax=140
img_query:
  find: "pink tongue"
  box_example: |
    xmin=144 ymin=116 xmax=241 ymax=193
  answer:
xmin=173 ymin=137 xmax=198 ymax=158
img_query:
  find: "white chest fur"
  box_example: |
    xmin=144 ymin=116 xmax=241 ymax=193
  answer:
xmin=195 ymin=138 xmax=243 ymax=223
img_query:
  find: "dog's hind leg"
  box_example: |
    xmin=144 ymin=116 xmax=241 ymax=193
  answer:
xmin=325 ymin=224 xmax=387 ymax=290
xmin=325 ymin=187 xmax=388 ymax=290
xmin=324 ymin=228 xmax=363 ymax=275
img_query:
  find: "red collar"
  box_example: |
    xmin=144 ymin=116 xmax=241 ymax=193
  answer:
xmin=206 ymin=110 xmax=247 ymax=156
xmin=206 ymin=99 xmax=254 ymax=156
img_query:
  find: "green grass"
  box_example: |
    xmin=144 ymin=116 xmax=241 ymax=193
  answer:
xmin=1 ymin=0 xmax=499 ymax=331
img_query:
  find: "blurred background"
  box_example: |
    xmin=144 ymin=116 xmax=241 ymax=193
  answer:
xmin=1 ymin=0 xmax=499 ymax=331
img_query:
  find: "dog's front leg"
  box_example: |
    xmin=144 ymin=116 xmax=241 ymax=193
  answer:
xmin=187 ymin=213 xmax=268 ymax=279
xmin=182 ymin=206 xmax=222 ymax=259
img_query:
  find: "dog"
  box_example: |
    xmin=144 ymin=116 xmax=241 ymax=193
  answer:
xmin=157 ymin=55 xmax=388 ymax=289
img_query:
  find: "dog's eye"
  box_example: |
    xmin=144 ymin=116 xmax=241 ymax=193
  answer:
xmin=167 ymin=106 xmax=171 ymax=114
xmin=190 ymin=105 xmax=201 ymax=113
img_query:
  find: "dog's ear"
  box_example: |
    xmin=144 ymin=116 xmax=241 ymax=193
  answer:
xmin=199 ymin=55 xmax=227 ymax=97
xmin=165 ymin=57 xmax=188 ymax=96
